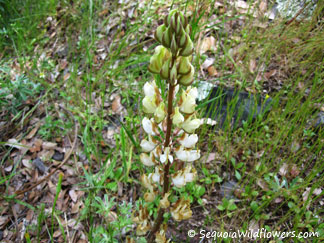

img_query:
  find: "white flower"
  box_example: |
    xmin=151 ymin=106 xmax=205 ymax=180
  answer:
xmin=175 ymin=146 xmax=200 ymax=162
xmin=140 ymin=153 xmax=155 ymax=166
xmin=149 ymin=167 xmax=162 ymax=184
xmin=160 ymin=147 xmax=173 ymax=164
xmin=172 ymin=107 xmax=184 ymax=126
xmin=183 ymin=165 xmax=197 ymax=183
xmin=143 ymin=81 xmax=156 ymax=97
xmin=179 ymin=133 xmax=198 ymax=148
xmin=181 ymin=116 xmax=201 ymax=133
xmin=180 ymin=87 xmax=197 ymax=114
xmin=142 ymin=95 xmax=157 ymax=114
xmin=140 ymin=136 xmax=157 ymax=152
xmin=172 ymin=165 xmax=197 ymax=188
xmin=172 ymin=173 xmax=186 ymax=188
xmin=142 ymin=117 xmax=156 ymax=135
xmin=154 ymin=102 xmax=166 ymax=123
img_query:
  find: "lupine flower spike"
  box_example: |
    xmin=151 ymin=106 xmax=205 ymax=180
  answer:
xmin=134 ymin=10 xmax=201 ymax=243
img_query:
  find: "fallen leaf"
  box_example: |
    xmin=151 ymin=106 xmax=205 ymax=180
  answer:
xmin=69 ymin=189 xmax=78 ymax=203
xmin=42 ymin=142 xmax=57 ymax=150
xmin=112 ymin=95 xmax=123 ymax=114
xmin=207 ymin=66 xmax=218 ymax=77
xmin=290 ymin=164 xmax=300 ymax=178
xmin=201 ymin=57 xmax=215 ymax=69
xmin=199 ymin=36 xmax=217 ymax=54
xmin=249 ymin=59 xmax=256 ymax=73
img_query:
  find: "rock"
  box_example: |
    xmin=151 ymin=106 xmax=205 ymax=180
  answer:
xmin=313 ymin=111 xmax=324 ymax=130
xmin=32 ymin=158 xmax=48 ymax=174
xmin=52 ymin=151 xmax=65 ymax=161
xmin=199 ymin=85 xmax=273 ymax=129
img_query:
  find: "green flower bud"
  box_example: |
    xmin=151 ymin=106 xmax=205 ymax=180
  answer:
xmin=154 ymin=24 xmax=166 ymax=43
xmin=162 ymin=27 xmax=172 ymax=48
xmin=170 ymin=63 xmax=177 ymax=85
xmin=148 ymin=46 xmax=171 ymax=74
xmin=179 ymin=36 xmax=193 ymax=57
xmin=166 ymin=9 xmax=177 ymax=27
xmin=172 ymin=107 xmax=184 ymax=127
xmin=154 ymin=102 xmax=166 ymax=123
xmin=175 ymin=16 xmax=182 ymax=35
xmin=179 ymin=28 xmax=187 ymax=48
xmin=171 ymin=34 xmax=177 ymax=54
xmin=178 ymin=64 xmax=194 ymax=86
xmin=177 ymin=56 xmax=191 ymax=75
xmin=160 ymin=58 xmax=171 ymax=80
xmin=185 ymin=25 xmax=191 ymax=35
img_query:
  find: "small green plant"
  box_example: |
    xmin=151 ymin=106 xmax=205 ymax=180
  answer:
xmin=38 ymin=116 xmax=72 ymax=140
xmin=133 ymin=9 xmax=201 ymax=242
xmin=0 ymin=65 xmax=42 ymax=115
xmin=217 ymin=197 xmax=237 ymax=217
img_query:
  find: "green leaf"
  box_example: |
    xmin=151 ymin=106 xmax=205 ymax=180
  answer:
xmin=235 ymin=170 xmax=242 ymax=180
xmin=217 ymin=205 xmax=225 ymax=211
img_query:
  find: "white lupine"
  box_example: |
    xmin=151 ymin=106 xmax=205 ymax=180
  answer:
xmin=172 ymin=173 xmax=186 ymax=188
xmin=175 ymin=146 xmax=200 ymax=162
xmin=160 ymin=147 xmax=174 ymax=164
xmin=154 ymin=102 xmax=166 ymax=123
xmin=181 ymin=116 xmax=201 ymax=133
xmin=140 ymin=137 xmax=157 ymax=152
xmin=144 ymin=81 xmax=157 ymax=97
xmin=142 ymin=117 xmax=156 ymax=135
xmin=183 ymin=165 xmax=197 ymax=182
xmin=179 ymin=87 xmax=198 ymax=114
xmin=140 ymin=153 xmax=155 ymax=166
xmin=142 ymin=95 xmax=157 ymax=114
xmin=179 ymin=133 xmax=198 ymax=148
xmin=149 ymin=167 xmax=162 ymax=184
xmin=172 ymin=107 xmax=184 ymax=126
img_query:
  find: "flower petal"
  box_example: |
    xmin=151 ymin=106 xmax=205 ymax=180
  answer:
xmin=179 ymin=133 xmax=198 ymax=148
xmin=175 ymin=147 xmax=200 ymax=162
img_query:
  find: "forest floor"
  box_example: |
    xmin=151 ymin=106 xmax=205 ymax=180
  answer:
xmin=0 ymin=0 xmax=324 ymax=242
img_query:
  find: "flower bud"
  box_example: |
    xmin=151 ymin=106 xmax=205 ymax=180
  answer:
xmin=178 ymin=64 xmax=194 ymax=86
xmin=162 ymin=27 xmax=172 ymax=48
xmin=185 ymin=25 xmax=191 ymax=35
xmin=166 ymin=9 xmax=177 ymax=27
xmin=170 ymin=34 xmax=177 ymax=54
xmin=179 ymin=28 xmax=187 ymax=48
xmin=175 ymin=16 xmax=182 ymax=35
xmin=179 ymin=35 xmax=193 ymax=57
xmin=154 ymin=102 xmax=166 ymax=123
xmin=142 ymin=95 xmax=157 ymax=114
xmin=170 ymin=62 xmax=177 ymax=84
xmin=160 ymin=58 xmax=170 ymax=80
xmin=172 ymin=107 xmax=184 ymax=126
xmin=179 ymin=87 xmax=197 ymax=114
xmin=181 ymin=115 xmax=201 ymax=133
xmin=154 ymin=24 xmax=166 ymax=43
xmin=148 ymin=45 xmax=169 ymax=74
xmin=177 ymin=56 xmax=191 ymax=75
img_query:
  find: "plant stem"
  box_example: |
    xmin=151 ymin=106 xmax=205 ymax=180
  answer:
xmin=147 ymin=55 xmax=176 ymax=242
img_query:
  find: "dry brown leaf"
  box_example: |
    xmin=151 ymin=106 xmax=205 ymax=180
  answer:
xmin=69 ymin=189 xmax=78 ymax=203
xmin=249 ymin=59 xmax=256 ymax=73
xmin=264 ymin=69 xmax=277 ymax=79
xmin=259 ymin=0 xmax=267 ymax=13
xmin=290 ymin=164 xmax=300 ymax=178
xmin=112 ymin=95 xmax=123 ymax=114
xmin=201 ymin=57 xmax=215 ymax=69
xmin=25 ymin=122 xmax=41 ymax=139
xmin=42 ymin=142 xmax=57 ymax=150
xmin=207 ymin=66 xmax=218 ymax=77
xmin=199 ymin=36 xmax=217 ymax=55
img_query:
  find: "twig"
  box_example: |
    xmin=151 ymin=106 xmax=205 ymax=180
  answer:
xmin=13 ymin=104 xmax=78 ymax=197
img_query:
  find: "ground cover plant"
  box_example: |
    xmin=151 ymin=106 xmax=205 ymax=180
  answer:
xmin=0 ymin=0 xmax=323 ymax=242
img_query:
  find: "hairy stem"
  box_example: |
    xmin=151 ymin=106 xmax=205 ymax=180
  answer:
xmin=147 ymin=55 xmax=176 ymax=242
